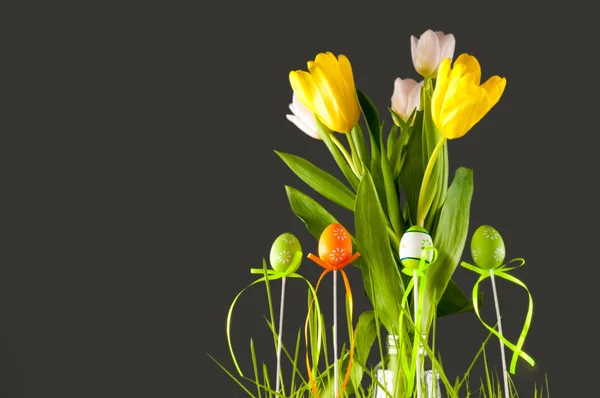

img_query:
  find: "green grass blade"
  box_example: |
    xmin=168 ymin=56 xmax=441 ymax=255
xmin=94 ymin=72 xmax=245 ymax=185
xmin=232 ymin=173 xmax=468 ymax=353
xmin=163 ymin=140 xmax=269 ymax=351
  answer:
xmin=290 ymin=329 xmax=302 ymax=394
xmin=208 ymin=354 xmax=256 ymax=398
xmin=250 ymin=339 xmax=261 ymax=398
xmin=262 ymin=364 xmax=272 ymax=398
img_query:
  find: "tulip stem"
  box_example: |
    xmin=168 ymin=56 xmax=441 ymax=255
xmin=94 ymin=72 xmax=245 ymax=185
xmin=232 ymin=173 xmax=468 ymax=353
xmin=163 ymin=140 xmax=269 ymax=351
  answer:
xmin=346 ymin=133 xmax=363 ymax=176
xmin=330 ymin=133 xmax=359 ymax=177
xmin=416 ymin=137 xmax=447 ymax=227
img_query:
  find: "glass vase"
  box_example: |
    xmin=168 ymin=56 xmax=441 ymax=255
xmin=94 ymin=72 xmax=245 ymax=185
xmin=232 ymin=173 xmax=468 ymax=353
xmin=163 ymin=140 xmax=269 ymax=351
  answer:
xmin=373 ymin=334 xmax=444 ymax=398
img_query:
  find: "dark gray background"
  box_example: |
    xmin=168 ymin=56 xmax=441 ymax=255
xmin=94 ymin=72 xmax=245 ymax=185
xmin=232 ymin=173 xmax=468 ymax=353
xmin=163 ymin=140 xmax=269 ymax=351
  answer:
xmin=1 ymin=1 xmax=597 ymax=397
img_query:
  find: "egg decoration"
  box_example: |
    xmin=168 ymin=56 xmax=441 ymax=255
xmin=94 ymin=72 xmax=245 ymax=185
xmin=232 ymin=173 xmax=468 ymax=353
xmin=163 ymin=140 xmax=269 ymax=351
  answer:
xmin=399 ymin=226 xmax=434 ymax=270
xmin=269 ymin=232 xmax=302 ymax=273
xmin=318 ymin=223 xmax=352 ymax=268
xmin=470 ymin=225 xmax=505 ymax=270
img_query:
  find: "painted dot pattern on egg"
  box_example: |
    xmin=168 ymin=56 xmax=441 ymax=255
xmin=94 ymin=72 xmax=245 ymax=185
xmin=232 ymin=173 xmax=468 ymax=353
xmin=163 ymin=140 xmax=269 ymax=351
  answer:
xmin=277 ymin=250 xmax=292 ymax=265
xmin=483 ymin=227 xmax=500 ymax=240
xmin=333 ymin=227 xmax=348 ymax=240
xmin=493 ymin=247 xmax=505 ymax=262
xmin=282 ymin=233 xmax=296 ymax=244
xmin=329 ymin=247 xmax=346 ymax=263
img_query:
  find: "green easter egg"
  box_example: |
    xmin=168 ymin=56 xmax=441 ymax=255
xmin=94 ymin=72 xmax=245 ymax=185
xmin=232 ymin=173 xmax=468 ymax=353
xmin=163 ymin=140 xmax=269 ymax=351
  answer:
xmin=471 ymin=225 xmax=505 ymax=270
xmin=269 ymin=232 xmax=302 ymax=273
xmin=399 ymin=226 xmax=434 ymax=270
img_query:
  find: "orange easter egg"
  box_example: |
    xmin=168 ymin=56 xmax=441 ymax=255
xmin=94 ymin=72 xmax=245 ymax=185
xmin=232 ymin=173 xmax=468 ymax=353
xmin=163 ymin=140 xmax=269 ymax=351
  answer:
xmin=318 ymin=224 xmax=352 ymax=267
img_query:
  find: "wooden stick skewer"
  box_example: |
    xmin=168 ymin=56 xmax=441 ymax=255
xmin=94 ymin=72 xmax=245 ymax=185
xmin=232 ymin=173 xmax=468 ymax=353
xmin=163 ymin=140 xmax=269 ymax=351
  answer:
xmin=490 ymin=269 xmax=510 ymax=398
xmin=275 ymin=277 xmax=287 ymax=394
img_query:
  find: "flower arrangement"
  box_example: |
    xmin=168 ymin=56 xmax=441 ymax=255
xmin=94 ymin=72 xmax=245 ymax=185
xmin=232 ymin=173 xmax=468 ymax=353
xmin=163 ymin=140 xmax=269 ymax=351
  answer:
xmin=211 ymin=30 xmax=548 ymax=397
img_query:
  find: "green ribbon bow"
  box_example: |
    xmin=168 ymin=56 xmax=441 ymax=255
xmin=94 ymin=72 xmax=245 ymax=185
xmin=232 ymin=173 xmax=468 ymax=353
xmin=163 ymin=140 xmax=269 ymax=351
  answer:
xmin=401 ymin=245 xmax=438 ymax=277
xmin=226 ymin=252 xmax=320 ymax=377
xmin=460 ymin=258 xmax=535 ymax=374
xmin=397 ymin=246 xmax=438 ymax=393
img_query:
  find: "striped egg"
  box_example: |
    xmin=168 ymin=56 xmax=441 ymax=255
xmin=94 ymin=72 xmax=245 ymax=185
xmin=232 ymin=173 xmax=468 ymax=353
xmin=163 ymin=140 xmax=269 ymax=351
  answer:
xmin=318 ymin=223 xmax=352 ymax=268
xmin=471 ymin=225 xmax=505 ymax=270
xmin=399 ymin=226 xmax=434 ymax=270
xmin=269 ymin=232 xmax=302 ymax=273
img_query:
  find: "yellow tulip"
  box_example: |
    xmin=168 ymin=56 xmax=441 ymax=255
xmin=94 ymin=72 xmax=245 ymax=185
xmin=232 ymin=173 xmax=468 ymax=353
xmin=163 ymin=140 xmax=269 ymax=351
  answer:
xmin=431 ymin=54 xmax=507 ymax=139
xmin=289 ymin=52 xmax=360 ymax=134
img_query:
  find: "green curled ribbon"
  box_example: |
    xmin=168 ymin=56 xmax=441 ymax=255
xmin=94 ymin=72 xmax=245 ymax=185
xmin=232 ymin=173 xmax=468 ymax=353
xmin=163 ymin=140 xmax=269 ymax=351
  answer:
xmin=401 ymin=245 xmax=438 ymax=278
xmin=397 ymin=246 xmax=438 ymax=393
xmin=226 ymin=252 xmax=321 ymax=377
xmin=460 ymin=258 xmax=535 ymax=374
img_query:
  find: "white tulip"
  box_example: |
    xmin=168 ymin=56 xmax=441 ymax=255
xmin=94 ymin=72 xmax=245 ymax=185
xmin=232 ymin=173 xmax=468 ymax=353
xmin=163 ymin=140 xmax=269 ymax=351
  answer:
xmin=411 ymin=30 xmax=456 ymax=77
xmin=391 ymin=78 xmax=423 ymax=123
xmin=286 ymin=93 xmax=320 ymax=139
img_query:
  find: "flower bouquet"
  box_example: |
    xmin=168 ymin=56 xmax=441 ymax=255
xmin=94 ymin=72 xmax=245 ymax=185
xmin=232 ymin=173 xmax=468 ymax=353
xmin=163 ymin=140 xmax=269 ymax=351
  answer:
xmin=211 ymin=30 xmax=547 ymax=397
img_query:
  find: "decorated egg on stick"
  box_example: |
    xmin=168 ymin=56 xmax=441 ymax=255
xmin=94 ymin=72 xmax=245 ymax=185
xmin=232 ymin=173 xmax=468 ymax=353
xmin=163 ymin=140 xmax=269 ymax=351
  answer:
xmin=269 ymin=232 xmax=302 ymax=273
xmin=318 ymin=224 xmax=352 ymax=268
xmin=306 ymin=223 xmax=360 ymax=397
xmin=470 ymin=225 xmax=506 ymax=270
xmin=399 ymin=225 xmax=434 ymax=270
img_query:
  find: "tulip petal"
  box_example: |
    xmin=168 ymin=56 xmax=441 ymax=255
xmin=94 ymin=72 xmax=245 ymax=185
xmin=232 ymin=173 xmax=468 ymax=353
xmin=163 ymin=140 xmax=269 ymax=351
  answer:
xmin=308 ymin=61 xmax=344 ymax=129
xmin=481 ymin=76 xmax=507 ymax=108
xmin=292 ymin=93 xmax=317 ymax=128
xmin=407 ymin=80 xmax=423 ymax=113
xmin=290 ymin=92 xmax=319 ymax=136
xmin=314 ymin=52 xmax=338 ymax=79
xmin=289 ymin=52 xmax=359 ymax=134
xmin=439 ymin=73 xmax=479 ymax=123
xmin=438 ymin=33 xmax=456 ymax=61
xmin=411 ymin=35 xmax=419 ymax=71
xmin=464 ymin=87 xmax=492 ymax=134
xmin=415 ymin=30 xmax=440 ymax=76
xmin=465 ymin=76 xmax=506 ymax=132
xmin=441 ymin=62 xmax=469 ymax=107
xmin=391 ymin=77 xmax=419 ymax=120
xmin=440 ymin=84 xmax=487 ymax=139
xmin=337 ymin=54 xmax=355 ymax=94
xmin=431 ymin=53 xmax=505 ymax=139
xmin=454 ymin=54 xmax=481 ymax=84
xmin=336 ymin=55 xmax=359 ymax=127
xmin=432 ymin=58 xmax=452 ymax=127
xmin=286 ymin=114 xmax=320 ymax=139
xmin=290 ymin=71 xmax=317 ymax=114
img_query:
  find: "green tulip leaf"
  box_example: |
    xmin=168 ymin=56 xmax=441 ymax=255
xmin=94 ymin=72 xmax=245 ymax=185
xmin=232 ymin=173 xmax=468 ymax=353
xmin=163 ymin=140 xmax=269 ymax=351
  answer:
xmin=350 ymin=310 xmax=377 ymax=391
xmin=380 ymin=143 xmax=403 ymax=236
xmin=355 ymin=169 xmax=404 ymax=333
xmin=436 ymin=279 xmax=479 ymax=318
xmin=420 ymin=167 xmax=474 ymax=333
xmin=400 ymin=110 xmax=425 ymax=226
xmin=386 ymin=124 xmax=398 ymax=160
xmin=276 ymin=151 xmax=356 ymax=211
xmin=285 ymin=186 xmax=340 ymax=240
xmin=357 ymin=89 xmax=382 ymax=151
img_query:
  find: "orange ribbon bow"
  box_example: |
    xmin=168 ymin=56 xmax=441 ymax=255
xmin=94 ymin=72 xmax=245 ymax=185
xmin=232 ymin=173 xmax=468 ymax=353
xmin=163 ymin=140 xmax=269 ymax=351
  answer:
xmin=305 ymin=223 xmax=360 ymax=398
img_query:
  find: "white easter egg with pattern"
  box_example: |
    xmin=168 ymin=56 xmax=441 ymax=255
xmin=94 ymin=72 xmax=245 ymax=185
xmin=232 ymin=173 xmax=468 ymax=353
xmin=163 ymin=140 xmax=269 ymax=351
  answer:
xmin=399 ymin=226 xmax=434 ymax=270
